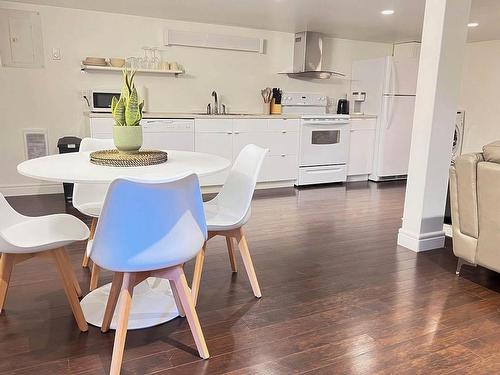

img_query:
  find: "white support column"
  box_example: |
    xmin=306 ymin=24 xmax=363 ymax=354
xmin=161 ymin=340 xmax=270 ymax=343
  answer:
xmin=397 ymin=0 xmax=471 ymax=252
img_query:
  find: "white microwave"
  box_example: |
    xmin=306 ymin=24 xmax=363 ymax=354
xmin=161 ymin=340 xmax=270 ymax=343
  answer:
xmin=89 ymin=90 xmax=121 ymax=112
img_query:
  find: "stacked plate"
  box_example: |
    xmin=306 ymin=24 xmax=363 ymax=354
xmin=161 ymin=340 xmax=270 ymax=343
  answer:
xmin=83 ymin=57 xmax=107 ymax=66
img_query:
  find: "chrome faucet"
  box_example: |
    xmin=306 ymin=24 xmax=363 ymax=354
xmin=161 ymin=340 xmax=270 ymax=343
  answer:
xmin=211 ymin=91 xmax=219 ymax=114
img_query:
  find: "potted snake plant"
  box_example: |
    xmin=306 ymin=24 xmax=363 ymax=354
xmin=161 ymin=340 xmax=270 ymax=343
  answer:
xmin=111 ymin=69 xmax=144 ymax=152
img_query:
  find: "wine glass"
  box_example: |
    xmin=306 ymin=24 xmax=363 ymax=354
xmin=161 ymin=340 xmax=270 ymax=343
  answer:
xmin=151 ymin=47 xmax=161 ymax=70
xmin=140 ymin=46 xmax=151 ymax=69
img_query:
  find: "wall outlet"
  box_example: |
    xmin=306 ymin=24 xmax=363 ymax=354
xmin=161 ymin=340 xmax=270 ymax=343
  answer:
xmin=51 ymin=47 xmax=61 ymax=60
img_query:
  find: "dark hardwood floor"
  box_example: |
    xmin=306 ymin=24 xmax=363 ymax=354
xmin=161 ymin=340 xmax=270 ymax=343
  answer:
xmin=2 ymin=181 xmax=500 ymax=374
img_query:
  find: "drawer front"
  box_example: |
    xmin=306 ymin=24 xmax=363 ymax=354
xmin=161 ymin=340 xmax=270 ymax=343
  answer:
xmin=350 ymin=118 xmax=377 ymax=130
xmin=233 ymin=119 xmax=268 ymax=133
xmin=298 ymin=165 xmax=347 ymax=185
xmin=268 ymin=118 xmax=300 ymax=132
xmin=260 ymin=154 xmax=298 ymax=182
xmin=195 ymin=119 xmax=233 ymax=132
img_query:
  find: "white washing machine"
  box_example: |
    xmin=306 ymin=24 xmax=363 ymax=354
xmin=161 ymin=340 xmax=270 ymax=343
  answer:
xmin=452 ymin=111 xmax=465 ymax=161
xmin=444 ymin=110 xmax=466 ymax=236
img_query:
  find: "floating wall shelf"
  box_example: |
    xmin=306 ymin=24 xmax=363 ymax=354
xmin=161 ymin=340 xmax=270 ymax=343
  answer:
xmin=80 ymin=64 xmax=184 ymax=76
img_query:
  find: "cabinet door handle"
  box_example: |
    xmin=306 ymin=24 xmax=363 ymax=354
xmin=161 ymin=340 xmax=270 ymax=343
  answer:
xmin=226 ymin=131 xmax=233 ymax=135
xmin=282 ymin=130 xmax=287 ymax=133
xmin=281 ymin=154 xmax=286 ymax=157
xmin=234 ymin=131 xmax=239 ymax=134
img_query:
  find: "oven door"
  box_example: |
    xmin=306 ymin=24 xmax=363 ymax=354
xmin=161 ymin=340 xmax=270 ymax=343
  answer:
xmin=299 ymin=120 xmax=350 ymax=167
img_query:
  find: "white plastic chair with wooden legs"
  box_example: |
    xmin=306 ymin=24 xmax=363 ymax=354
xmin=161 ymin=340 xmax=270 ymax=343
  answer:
xmin=191 ymin=144 xmax=267 ymax=304
xmin=0 ymin=194 xmax=89 ymax=332
xmin=73 ymin=137 xmax=114 ymax=291
xmin=89 ymin=174 xmax=210 ymax=375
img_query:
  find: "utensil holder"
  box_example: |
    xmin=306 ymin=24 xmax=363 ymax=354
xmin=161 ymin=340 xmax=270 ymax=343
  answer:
xmin=271 ymin=103 xmax=282 ymax=115
xmin=263 ymin=102 xmax=271 ymax=115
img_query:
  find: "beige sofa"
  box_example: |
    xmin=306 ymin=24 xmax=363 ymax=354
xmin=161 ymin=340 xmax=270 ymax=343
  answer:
xmin=450 ymin=141 xmax=500 ymax=275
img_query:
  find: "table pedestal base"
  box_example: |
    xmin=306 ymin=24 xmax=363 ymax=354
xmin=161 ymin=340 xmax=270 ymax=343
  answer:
xmin=80 ymin=277 xmax=179 ymax=330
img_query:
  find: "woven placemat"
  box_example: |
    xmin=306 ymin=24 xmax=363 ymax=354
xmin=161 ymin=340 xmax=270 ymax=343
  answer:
xmin=90 ymin=149 xmax=168 ymax=167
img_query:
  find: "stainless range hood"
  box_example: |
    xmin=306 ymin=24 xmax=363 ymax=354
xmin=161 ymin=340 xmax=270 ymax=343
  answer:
xmin=282 ymin=31 xmax=345 ymax=79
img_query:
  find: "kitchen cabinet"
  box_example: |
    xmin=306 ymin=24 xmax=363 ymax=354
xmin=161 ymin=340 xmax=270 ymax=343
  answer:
xmin=89 ymin=117 xmax=195 ymax=151
xmin=88 ymin=116 xmax=300 ymax=187
xmin=195 ymin=118 xmax=299 ymax=186
xmin=195 ymin=119 xmax=233 ymax=186
xmin=347 ymin=118 xmax=377 ymax=180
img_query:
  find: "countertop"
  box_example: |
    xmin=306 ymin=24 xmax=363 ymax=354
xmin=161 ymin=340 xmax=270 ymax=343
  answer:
xmin=86 ymin=112 xmax=301 ymax=119
xmin=86 ymin=112 xmax=377 ymax=120
xmin=349 ymin=114 xmax=378 ymax=119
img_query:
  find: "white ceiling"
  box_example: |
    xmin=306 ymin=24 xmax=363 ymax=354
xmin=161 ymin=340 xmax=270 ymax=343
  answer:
xmin=8 ymin=0 xmax=500 ymax=43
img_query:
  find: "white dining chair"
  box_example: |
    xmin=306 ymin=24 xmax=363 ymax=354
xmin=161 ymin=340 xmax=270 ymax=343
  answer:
xmin=191 ymin=144 xmax=267 ymax=305
xmin=73 ymin=137 xmax=114 ymax=290
xmin=90 ymin=174 xmax=209 ymax=374
xmin=0 ymin=193 xmax=89 ymax=332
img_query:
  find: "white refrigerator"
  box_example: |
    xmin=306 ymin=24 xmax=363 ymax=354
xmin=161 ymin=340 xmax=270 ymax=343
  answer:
xmin=351 ymin=56 xmax=419 ymax=181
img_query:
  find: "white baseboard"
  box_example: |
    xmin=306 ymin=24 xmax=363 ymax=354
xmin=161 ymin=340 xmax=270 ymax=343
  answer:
xmin=347 ymin=175 xmax=369 ymax=182
xmin=0 ymin=183 xmax=63 ymax=197
xmin=201 ymin=180 xmax=295 ymax=194
xmin=397 ymin=228 xmax=446 ymax=252
xmin=1 ymin=180 xmax=295 ymax=198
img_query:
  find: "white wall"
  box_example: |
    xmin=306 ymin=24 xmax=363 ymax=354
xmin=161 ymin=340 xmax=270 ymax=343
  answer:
xmin=0 ymin=1 xmax=392 ymax=195
xmin=459 ymin=40 xmax=500 ymax=153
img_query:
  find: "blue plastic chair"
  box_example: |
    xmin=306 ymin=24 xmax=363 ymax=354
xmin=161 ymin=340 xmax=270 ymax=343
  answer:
xmin=90 ymin=173 xmax=209 ymax=374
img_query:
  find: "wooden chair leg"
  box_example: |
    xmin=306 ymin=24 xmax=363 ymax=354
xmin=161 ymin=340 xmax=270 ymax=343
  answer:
xmin=102 ymin=272 xmax=124 ymax=333
xmin=235 ymin=228 xmax=262 ymax=298
xmin=0 ymin=253 xmax=14 ymax=314
xmin=109 ymin=273 xmax=135 ymax=375
xmin=52 ymin=249 xmax=88 ymax=332
xmin=61 ymin=250 xmax=82 ymax=298
xmin=191 ymin=244 xmax=206 ymax=306
xmin=171 ymin=267 xmax=209 ymax=359
xmin=90 ymin=262 xmax=101 ymax=291
xmin=226 ymin=236 xmax=238 ymax=273
xmin=82 ymin=218 xmax=97 ymax=268
xmin=169 ymin=280 xmax=185 ymax=317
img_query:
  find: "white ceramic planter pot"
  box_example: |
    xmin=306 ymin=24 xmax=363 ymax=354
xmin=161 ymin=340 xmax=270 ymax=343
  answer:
xmin=113 ymin=125 xmax=143 ymax=153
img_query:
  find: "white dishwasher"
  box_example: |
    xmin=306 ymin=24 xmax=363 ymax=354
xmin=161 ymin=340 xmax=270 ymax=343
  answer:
xmin=142 ymin=119 xmax=194 ymax=151
xmin=89 ymin=118 xmax=195 ymax=151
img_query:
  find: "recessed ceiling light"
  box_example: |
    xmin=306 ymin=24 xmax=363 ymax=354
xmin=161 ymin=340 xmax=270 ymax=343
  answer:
xmin=467 ymin=22 xmax=479 ymax=28
xmin=381 ymin=9 xmax=395 ymax=15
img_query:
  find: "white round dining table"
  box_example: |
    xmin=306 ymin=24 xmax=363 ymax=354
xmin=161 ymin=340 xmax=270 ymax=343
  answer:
xmin=17 ymin=150 xmax=231 ymax=330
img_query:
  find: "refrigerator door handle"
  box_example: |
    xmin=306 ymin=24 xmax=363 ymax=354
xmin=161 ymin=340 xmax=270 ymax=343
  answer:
xmin=386 ymin=96 xmax=395 ymax=129
xmin=390 ymin=58 xmax=397 ymax=95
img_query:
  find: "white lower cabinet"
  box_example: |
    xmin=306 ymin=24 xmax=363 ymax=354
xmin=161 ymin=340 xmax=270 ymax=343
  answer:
xmin=261 ymin=154 xmax=298 ymax=182
xmin=89 ymin=116 xmax=300 ymax=187
xmin=195 ymin=119 xmax=233 ymax=186
xmin=195 ymin=118 xmax=299 ymax=186
xmin=347 ymin=118 xmax=377 ymax=179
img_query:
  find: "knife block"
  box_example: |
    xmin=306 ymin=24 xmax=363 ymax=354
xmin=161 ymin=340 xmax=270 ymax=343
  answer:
xmin=270 ymin=101 xmax=282 ymax=115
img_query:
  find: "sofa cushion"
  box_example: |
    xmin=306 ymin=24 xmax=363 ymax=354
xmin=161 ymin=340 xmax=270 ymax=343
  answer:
xmin=483 ymin=141 xmax=500 ymax=163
